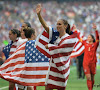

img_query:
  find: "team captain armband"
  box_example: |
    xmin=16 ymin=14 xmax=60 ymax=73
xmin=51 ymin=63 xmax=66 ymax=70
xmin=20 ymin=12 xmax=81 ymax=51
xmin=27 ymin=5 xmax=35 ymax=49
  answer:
xmin=79 ymin=38 xmax=82 ymax=42
xmin=96 ymin=40 xmax=99 ymax=42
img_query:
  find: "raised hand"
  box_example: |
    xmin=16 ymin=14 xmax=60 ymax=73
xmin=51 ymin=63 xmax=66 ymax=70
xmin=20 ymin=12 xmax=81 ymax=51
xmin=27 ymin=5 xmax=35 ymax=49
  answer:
xmin=92 ymin=23 xmax=97 ymax=30
xmin=36 ymin=3 xmax=49 ymax=33
xmin=36 ymin=4 xmax=42 ymax=15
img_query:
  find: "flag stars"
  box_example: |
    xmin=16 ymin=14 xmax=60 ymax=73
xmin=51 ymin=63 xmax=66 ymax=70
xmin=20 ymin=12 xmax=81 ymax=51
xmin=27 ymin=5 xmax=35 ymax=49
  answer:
xmin=36 ymin=58 xmax=38 ymax=61
xmin=27 ymin=57 xmax=29 ymax=59
xmin=25 ymin=41 xmax=49 ymax=63
xmin=42 ymin=58 xmax=44 ymax=61
xmin=38 ymin=55 xmax=41 ymax=58
xmin=28 ymin=52 xmax=30 ymax=54
xmin=36 ymin=53 xmax=38 ymax=56
xmin=31 ymin=48 xmax=33 ymax=51
xmin=32 ymin=43 xmax=34 ymax=46
xmin=33 ymin=50 xmax=35 ymax=53
xmin=29 ymin=41 xmax=31 ymax=44
xmin=45 ymin=56 xmax=47 ymax=58
xmin=30 ymin=53 xmax=32 ymax=56
xmin=29 ymin=59 xmax=32 ymax=61
xmin=33 ymin=56 xmax=35 ymax=59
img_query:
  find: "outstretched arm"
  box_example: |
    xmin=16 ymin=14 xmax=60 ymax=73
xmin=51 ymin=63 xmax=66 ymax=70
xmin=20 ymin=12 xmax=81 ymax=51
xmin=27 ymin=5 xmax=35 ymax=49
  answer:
xmin=92 ymin=23 xmax=99 ymax=41
xmin=36 ymin=4 xmax=49 ymax=33
xmin=92 ymin=24 xmax=99 ymax=48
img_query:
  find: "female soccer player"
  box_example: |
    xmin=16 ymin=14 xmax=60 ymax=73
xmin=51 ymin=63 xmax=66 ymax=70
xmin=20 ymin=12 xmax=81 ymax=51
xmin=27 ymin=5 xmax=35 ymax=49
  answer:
xmin=36 ymin=4 xmax=77 ymax=90
xmin=16 ymin=22 xmax=37 ymax=90
xmin=17 ymin=27 xmax=35 ymax=90
xmin=3 ymin=29 xmax=21 ymax=59
xmin=78 ymin=24 xmax=99 ymax=90
xmin=3 ymin=29 xmax=22 ymax=90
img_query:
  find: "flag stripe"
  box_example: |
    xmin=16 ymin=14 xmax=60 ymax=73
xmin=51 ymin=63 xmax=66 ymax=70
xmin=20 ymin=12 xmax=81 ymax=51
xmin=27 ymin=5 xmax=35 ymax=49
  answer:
xmin=39 ymin=39 xmax=48 ymax=45
xmin=48 ymin=43 xmax=75 ymax=50
xmin=3 ymin=74 xmax=46 ymax=79
xmin=50 ymin=66 xmax=70 ymax=74
xmin=36 ymin=46 xmax=51 ymax=58
xmin=70 ymin=30 xmax=86 ymax=58
xmin=0 ymin=61 xmax=24 ymax=71
xmin=55 ymin=58 xmax=70 ymax=67
xmin=59 ymin=33 xmax=77 ymax=45
xmin=0 ymin=40 xmax=49 ymax=86
xmin=51 ymin=52 xmax=72 ymax=58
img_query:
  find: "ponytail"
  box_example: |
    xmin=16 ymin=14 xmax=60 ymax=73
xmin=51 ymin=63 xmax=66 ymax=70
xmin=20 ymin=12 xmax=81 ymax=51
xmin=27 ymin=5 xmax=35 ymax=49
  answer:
xmin=61 ymin=19 xmax=72 ymax=35
xmin=66 ymin=24 xmax=72 ymax=35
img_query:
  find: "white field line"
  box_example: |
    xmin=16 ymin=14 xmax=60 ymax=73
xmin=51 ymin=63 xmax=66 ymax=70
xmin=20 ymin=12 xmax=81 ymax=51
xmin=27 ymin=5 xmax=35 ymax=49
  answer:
xmin=0 ymin=86 xmax=9 ymax=90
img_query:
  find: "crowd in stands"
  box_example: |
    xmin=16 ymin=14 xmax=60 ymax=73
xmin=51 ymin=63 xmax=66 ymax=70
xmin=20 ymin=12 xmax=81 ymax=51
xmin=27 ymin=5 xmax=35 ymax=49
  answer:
xmin=0 ymin=1 xmax=100 ymax=62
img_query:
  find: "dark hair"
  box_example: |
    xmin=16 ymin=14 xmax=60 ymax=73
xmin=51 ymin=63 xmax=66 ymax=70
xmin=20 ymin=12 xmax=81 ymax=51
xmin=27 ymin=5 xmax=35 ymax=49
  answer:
xmin=23 ymin=27 xmax=35 ymax=38
xmin=61 ymin=19 xmax=72 ymax=35
xmin=24 ymin=22 xmax=31 ymax=27
xmin=11 ymin=29 xmax=21 ymax=37
xmin=90 ymin=34 xmax=95 ymax=42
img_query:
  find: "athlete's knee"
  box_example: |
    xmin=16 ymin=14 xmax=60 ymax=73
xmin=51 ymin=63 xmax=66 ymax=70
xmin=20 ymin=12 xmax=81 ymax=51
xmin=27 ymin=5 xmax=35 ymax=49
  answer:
xmin=86 ymin=75 xmax=91 ymax=80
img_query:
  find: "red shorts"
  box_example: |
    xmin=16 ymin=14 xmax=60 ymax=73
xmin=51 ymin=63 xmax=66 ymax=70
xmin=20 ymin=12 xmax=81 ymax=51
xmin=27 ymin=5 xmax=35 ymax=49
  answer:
xmin=83 ymin=62 xmax=96 ymax=75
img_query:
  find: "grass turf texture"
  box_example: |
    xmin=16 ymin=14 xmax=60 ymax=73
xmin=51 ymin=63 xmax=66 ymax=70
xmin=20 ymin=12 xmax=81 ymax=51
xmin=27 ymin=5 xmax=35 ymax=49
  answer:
xmin=0 ymin=65 xmax=100 ymax=90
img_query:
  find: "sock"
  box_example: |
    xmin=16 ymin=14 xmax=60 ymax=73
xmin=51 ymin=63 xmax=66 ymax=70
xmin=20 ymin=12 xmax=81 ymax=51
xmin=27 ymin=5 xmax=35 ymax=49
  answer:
xmin=87 ymin=80 xmax=92 ymax=90
xmin=34 ymin=86 xmax=36 ymax=90
xmin=92 ymin=80 xmax=94 ymax=88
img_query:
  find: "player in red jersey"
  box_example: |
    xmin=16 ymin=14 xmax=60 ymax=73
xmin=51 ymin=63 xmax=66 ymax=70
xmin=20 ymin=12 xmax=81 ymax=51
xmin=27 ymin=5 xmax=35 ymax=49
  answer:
xmin=79 ymin=24 xmax=99 ymax=90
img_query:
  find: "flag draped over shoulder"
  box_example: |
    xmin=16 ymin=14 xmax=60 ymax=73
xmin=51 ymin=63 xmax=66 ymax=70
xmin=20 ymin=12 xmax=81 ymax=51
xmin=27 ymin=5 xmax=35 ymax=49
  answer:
xmin=35 ymin=30 xmax=51 ymax=58
xmin=36 ymin=30 xmax=78 ymax=88
xmin=0 ymin=40 xmax=49 ymax=86
xmin=35 ymin=30 xmax=86 ymax=59
xmin=2 ymin=41 xmax=13 ymax=59
xmin=2 ymin=38 xmax=20 ymax=59
xmin=70 ymin=30 xmax=86 ymax=58
xmin=46 ymin=33 xmax=78 ymax=88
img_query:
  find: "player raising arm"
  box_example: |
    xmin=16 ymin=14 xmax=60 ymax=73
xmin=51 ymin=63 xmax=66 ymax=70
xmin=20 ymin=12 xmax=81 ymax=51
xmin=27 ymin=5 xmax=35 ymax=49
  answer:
xmin=79 ymin=24 xmax=99 ymax=90
xmin=36 ymin=4 xmax=77 ymax=90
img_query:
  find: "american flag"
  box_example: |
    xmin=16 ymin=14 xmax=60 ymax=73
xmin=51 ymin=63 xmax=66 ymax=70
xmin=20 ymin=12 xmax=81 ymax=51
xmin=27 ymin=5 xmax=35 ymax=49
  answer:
xmin=2 ymin=41 xmax=13 ymax=59
xmin=36 ymin=29 xmax=86 ymax=59
xmin=36 ymin=30 xmax=51 ymax=58
xmin=0 ymin=40 xmax=49 ymax=86
xmin=2 ymin=38 xmax=19 ymax=59
xmin=36 ymin=30 xmax=77 ymax=88
xmin=70 ymin=29 xmax=86 ymax=58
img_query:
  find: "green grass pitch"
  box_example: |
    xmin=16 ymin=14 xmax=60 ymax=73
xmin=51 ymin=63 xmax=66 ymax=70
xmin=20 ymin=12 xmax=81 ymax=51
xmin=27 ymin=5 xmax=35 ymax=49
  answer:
xmin=0 ymin=65 xmax=100 ymax=90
